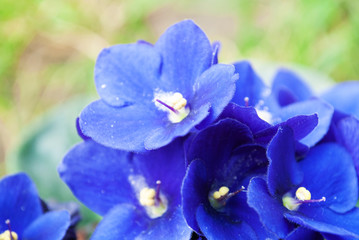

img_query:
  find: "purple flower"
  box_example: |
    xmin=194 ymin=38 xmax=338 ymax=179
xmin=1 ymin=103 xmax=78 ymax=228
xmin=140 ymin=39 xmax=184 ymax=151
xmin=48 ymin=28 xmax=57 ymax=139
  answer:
xmin=58 ymin=139 xmax=191 ymax=239
xmin=78 ymin=20 xmax=237 ymax=152
xmin=0 ymin=173 xmax=70 ymax=240
xmin=247 ymin=126 xmax=359 ymax=238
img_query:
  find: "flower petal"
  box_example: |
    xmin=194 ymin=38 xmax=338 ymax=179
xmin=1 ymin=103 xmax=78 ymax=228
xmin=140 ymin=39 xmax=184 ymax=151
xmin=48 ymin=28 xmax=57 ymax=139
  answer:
xmin=322 ymin=81 xmax=359 ymax=119
xmin=132 ymin=138 xmax=186 ymax=205
xmin=90 ymin=204 xmax=146 ymax=240
xmin=299 ymin=143 xmax=358 ymax=213
xmin=337 ymin=117 xmax=359 ymax=178
xmin=275 ymin=99 xmax=334 ymax=147
xmin=58 ymin=140 xmax=135 ymax=215
xmin=0 ymin=173 xmax=42 ymax=236
xmin=186 ymin=119 xmax=253 ymax=181
xmin=247 ymin=177 xmax=294 ymax=239
xmin=286 ymin=227 xmax=323 ymax=240
xmin=284 ymin=207 xmax=359 ymax=238
xmin=271 ymin=68 xmax=312 ymax=105
xmin=267 ymin=126 xmax=303 ymax=196
xmin=196 ymin=204 xmax=257 ymax=240
xmin=155 ymin=20 xmax=212 ymax=96
xmin=144 ymin=103 xmax=210 ymax=150
xmin=231 ymin=61 xmax=267 ymax=107
xmin=95 ymin=43 xmax=161 ymax=107
xmin=181 ymin=159 xmax=209 ymax=234
xmin=79 ymin=100 xmax=162 ymax=151
xmin=23 ymin=210 xmax=70 ymax=240
xmin=91 ymin=204 xmax=191 ymax=240
xmin=218 ymin=103 xmax=271 ymax=134
xmin=191 ymin=64 xmax=236 ymax=126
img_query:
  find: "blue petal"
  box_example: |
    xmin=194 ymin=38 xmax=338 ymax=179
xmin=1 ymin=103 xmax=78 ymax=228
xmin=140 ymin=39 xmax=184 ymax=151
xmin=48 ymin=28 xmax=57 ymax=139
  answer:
xmin=299 ymin=143 xmax=358 ymax=213
xmin=91 ymin=204 xmax=191 ymax=240
xmin=144 ymin=103 xmax=210 ymax=150
xmin=90 ymin=204 xmax=146 ymax=240
xmin=336 ymin=117 xmax=359 ymax=178
xmin=196 ymin=204 xmax=257 ymax=240
xmin=218 ymin=103 xmax=271 ymax=134
xmin=0 ymin=173 xmax=42 ymax=237
xmin=247 ymin=177 xmax=294 ymax=238
xmin=191 ymin=64 xmax=236 ymax=126
xmin=267 ymin=126 xmax=303 ymax=196
xmin=155 ymin=20 xmax=212 ymax=96
xmin=132 ymin=138 xmax=186 ymax=205
xmin=321 ymin=81 xmax=359 ymax=119
xmin=255 ymin=114 xmax=318 ymax=145
xmin=271 ymin=68 xmax=312 ymax=104
xmin=181 ymin=159 xmax=209 ymax=234
xmin=215 ymin=144 xmax=267 ymax=189
xmin=284 ymin=207 xmax=359 ymax=238
xmin=95 ymin=43 xmax=161 ymax=107
xmin=286 ymin=227 xmax=323 ymax=240
xmin=211 ymin=41 xmax=220 ymax=65
xmin=58 ymin=140 xmax=135 ymax=215
xmin=186 ymin=119 xmax=253 ymax=181
xmin=23 ymin=210 xmax=70 ymax=240
xmin=79 ymin=99 xmax=162 ymax=151
xmin=275 ymin=99 xmax=334 ymax=147
xmin=231 ymin=61 xmax=267 ymax=107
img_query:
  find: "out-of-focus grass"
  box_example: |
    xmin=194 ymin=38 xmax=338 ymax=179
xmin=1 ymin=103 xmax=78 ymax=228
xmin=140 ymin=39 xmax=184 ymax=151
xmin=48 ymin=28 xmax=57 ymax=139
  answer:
xmin=0 ymin=0 xmax=358 ymax=179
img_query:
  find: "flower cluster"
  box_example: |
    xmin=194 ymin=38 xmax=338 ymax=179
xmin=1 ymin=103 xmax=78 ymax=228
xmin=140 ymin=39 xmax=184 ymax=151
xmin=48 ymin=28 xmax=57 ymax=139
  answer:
xmin=59 ymin=20 xmax=359 ymax=239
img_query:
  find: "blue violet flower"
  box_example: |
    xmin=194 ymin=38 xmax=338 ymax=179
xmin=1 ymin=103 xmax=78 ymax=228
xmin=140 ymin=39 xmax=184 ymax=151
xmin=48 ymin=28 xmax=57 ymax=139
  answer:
xmin=78 ymin=20 xmax=237 ymax=151
xmin=59 ymin=138 xmax=191 ymax=240
xmin=0 ymin=173 xmax=70 ymax=240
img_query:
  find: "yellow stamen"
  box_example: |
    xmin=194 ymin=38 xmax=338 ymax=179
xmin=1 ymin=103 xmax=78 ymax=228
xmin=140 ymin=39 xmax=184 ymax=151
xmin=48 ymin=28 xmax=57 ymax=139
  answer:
xmin=0 ymin=230 xmax=18 ymax=240
xmin=139 ymin=187 xmax=156 ymax=206
xmin=296 ymin=187 xmax=311 ymax=201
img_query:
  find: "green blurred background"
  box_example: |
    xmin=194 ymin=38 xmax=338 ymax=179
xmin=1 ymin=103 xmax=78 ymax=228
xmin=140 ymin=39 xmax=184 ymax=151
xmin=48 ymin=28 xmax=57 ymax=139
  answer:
xmin=0 ymin=0 xmax=358 ymax=237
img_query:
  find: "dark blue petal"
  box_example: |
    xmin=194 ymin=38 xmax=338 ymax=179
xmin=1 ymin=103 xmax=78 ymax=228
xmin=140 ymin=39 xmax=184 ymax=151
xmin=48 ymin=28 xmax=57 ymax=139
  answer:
xmin=299 ymin=143 xmax=358 ymax=213
xmin=22 ymin=210 xmax=70 ymax=240
xmin=215 ymin=144 xmax=267 ymax=189
xmin=267 ymin=126 xmax=303 ymax=196
xmin=196 ymin=204 xmax=257 ymax=240
xmin=336 ymin=117 xmax=359 ymax=178
xmin=132 ymin=138 xmax=186 ymax=205
xmin=155 ymin=20 xmax=212 ymax=96
xmin=321 ymin=81 xmax=359 ymax=119
xmin=284 ymin=207 xmax=359 ymax=238
xmin=76 ymin=117 xmax=91 ymax=141
xmin=275 ymin=99 xmax=334 ymax=147
xmin=226 ymin=193 xmax=276 ymax=239
xmin=191 ymin=64 xmax=236 ymax=127
xmin=0 ymin=173 xmax=42 ymax=236
xmin=186 ymin=119 xmax=253 ymax=181
xmin=95 ymin=43 xmax=161 ymax=107
xmin=286 ymin=227 xmax=323 ymax=240
xmin=255 ymin=114 xmax=318 ymax=145
xmin=91 ymin=204 xmax=191 ymax=240
xmin=231 ymin=61 xmax=267 ymax=107
xmin=247 ymin=177 xmax=294 ymax=239
xmin=323 ymin=232 xmax=357 ymax=240
xmin=79 ymin=100 xmax=161 ymax=151
xmin=218 ymin=103 xmax=271 ymax=134
xmin=58 ymin=140 xmax=135 ymax=215
xmin=271 ymin=68 xmax=312 ymax=104
xmin=181 ymin=159 xmax=210 ymax=234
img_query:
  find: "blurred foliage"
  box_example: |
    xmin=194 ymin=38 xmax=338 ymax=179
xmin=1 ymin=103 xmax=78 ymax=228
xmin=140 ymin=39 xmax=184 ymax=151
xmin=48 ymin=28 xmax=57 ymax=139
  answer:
xmin=0 ymin=0 xmax=358 ymax=237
